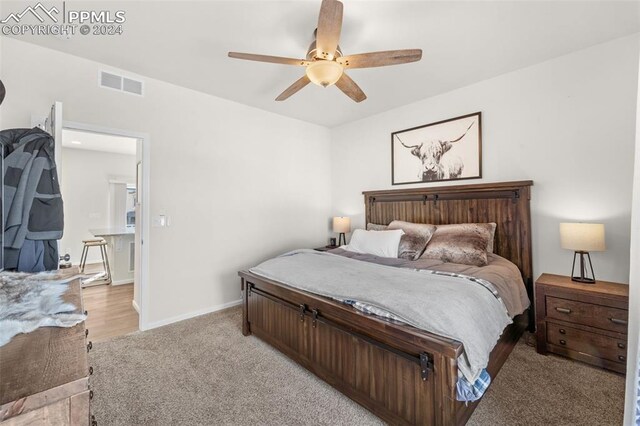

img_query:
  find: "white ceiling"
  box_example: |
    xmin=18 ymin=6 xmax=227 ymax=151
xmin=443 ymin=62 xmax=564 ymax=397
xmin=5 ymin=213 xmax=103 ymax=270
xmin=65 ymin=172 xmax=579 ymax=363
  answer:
xmin=8 ymin=1 xmax=640 ymax=127
xmin=62 ymin=129 xmax=137 ymax=155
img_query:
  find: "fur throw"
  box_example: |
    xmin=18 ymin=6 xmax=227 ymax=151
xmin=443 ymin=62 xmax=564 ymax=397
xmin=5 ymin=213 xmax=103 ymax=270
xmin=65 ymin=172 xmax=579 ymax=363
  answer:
xmin=0 ymin=271 xmax=86 ymax=347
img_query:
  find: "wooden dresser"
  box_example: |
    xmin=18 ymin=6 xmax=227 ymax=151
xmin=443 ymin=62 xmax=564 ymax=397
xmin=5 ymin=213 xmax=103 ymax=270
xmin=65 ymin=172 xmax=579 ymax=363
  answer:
xmin=0 ymin=273 xmax=93 ymax=425
xmin=535 ymin=273 xmax=629 ymax=374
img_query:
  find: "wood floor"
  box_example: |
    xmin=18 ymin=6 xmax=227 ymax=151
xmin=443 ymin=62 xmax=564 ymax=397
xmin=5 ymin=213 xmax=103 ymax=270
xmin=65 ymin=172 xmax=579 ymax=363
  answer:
xmin=82 ymin=283 xmax=139 ymax=343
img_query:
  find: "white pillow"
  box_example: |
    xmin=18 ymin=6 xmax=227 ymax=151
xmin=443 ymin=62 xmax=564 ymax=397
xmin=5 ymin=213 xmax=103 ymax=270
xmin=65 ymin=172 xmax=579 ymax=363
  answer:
xmin=343 ymin=229 xmax=404 ymax=258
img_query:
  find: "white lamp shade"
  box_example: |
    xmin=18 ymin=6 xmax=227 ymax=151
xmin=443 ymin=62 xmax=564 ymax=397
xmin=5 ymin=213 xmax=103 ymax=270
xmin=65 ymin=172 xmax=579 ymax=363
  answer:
xmin=306 ymin=60 xmax=344 ymax=87
xmin=559 ymin=223 xmax=606 ymax=252
xmin=333 ymin=217 xmax=351 ymax=233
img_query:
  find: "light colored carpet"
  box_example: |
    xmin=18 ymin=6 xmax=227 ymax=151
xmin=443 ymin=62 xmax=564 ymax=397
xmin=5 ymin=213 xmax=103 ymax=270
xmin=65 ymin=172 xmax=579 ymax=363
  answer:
xmin=89 ymin=307 xmax=624 ymax=425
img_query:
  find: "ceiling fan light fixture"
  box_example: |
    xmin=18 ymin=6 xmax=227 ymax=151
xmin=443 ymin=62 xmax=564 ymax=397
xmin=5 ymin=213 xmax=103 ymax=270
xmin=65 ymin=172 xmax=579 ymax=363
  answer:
xmin=305 ymin=60 xmax=343 ymax=87
xmin=228 ymin=0 xmax=422 ymax=102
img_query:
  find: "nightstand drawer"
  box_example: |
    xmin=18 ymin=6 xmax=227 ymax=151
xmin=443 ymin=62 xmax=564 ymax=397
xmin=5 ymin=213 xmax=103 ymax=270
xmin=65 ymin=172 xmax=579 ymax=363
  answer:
xmin=546 ymin=296 xmax=628 ymax=333
xmin=547 ymin=322 xmax=627 ymax=364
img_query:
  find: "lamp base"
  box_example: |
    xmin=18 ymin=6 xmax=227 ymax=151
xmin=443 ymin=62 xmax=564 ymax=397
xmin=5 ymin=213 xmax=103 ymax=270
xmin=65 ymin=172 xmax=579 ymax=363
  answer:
xmin=570 ymin=251 xmax=596 ymax=284
xmin=338 ymin=233 xmax=346 ymax=246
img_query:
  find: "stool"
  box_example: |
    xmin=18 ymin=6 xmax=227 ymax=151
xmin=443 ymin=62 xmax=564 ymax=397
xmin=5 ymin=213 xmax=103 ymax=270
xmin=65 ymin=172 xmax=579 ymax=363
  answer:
xmin=79 ymin=238 xmax=112 ymax=285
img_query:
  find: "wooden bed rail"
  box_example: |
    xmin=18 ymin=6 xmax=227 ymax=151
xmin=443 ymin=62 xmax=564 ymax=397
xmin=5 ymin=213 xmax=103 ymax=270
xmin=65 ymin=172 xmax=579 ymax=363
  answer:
xmin=247 ymin=281 xmax=435 ymax=380
xmin=240 ymin=271 xmax=464 ymax=359
xmin=240 ymin=271 xmax=528 ymax=425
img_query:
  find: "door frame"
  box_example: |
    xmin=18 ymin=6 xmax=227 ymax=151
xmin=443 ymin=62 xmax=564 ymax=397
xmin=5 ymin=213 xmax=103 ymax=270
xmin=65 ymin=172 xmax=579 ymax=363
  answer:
xmin=62 ymin=120 xmax=151 ymax=331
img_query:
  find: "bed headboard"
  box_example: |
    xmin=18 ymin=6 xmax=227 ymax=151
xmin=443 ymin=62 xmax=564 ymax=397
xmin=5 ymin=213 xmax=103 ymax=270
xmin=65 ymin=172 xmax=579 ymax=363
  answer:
xmin=363 ymin=180 xmax=534 ymax=299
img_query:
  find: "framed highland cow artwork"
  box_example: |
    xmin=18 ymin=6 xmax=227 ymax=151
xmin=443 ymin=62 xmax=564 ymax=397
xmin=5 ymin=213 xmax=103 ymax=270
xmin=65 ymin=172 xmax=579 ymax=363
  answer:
xmin=391 ymin=112 xmax=482 ymax=185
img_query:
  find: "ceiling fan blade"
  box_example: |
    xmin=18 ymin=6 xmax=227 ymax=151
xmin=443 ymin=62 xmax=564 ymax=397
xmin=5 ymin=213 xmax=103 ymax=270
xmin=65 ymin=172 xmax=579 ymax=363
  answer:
xmin=316 ymin=0 xmax=343 ymax=59
xmin=337 ymin=49 xmax=422 ymax=69
xmin=275 ymin=75 xmax=311 ymax=101
xmin=335 ymin=73 xmax=366 ymax=103
xmin=228 ymin=52 xmax=309 ymax=66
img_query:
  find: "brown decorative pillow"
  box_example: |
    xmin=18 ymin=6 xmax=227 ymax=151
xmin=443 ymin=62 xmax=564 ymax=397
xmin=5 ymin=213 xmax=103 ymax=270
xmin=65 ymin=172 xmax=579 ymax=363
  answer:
xmin=388 ymin=221 xmax=437 ymax=260
xmin=367 ymin=222 xmax=435 ymax=260
xmin=366 ymin=223 xmax=389 ymax=231
xmin=420 ymin=223 xmax=494 ymax=266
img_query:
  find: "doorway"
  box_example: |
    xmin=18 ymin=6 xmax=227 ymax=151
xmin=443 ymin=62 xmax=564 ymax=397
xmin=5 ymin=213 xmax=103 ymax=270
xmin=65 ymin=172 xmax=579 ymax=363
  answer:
xmin=59 ymin=122 xmax=150 ymax=341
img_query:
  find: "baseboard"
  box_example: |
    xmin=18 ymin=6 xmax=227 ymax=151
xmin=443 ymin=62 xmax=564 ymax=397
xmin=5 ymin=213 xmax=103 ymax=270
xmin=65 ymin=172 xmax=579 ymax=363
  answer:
xmin=143 ymin=299 xmax=242 ymax=331
xmin=132 ymin=299 xmax=140 ymax=313
xmin=111 ymin=279 xmax=134 ymax=286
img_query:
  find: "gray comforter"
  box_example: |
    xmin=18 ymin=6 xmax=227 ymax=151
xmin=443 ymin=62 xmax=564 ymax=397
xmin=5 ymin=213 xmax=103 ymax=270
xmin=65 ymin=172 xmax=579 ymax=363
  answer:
xmin=332 ymin=248 xmax=530 ymax=318
xmin=250 ymin=249 xmax=516 ymax=383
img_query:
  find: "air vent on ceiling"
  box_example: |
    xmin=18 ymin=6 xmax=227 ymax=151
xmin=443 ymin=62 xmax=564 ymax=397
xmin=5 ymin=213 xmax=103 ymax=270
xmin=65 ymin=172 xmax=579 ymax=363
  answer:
xmin=99 ymin=71 xmax=144 ymax=96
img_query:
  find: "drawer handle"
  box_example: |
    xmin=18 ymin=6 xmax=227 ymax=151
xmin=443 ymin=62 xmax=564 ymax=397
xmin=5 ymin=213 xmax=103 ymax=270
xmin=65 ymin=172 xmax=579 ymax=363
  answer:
xmin=559 ymin=339 xmax=566 ymax=345
xmin=609 ymin=318 xmax=627 ymax=326
xmin=618 ymin=342 xmax=626 ymax=349
xmin=618 ymin=355 xmax=626 ymax=362
xmin=558 ymin=328 xmax=566 ymax=334
xmin=555 ymin=307 xmax=572 ymax=314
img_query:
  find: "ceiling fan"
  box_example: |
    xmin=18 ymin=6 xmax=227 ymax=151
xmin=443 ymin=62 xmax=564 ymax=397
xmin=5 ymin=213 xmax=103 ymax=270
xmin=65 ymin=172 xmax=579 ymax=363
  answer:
xmin=228 ymin=0 xmax=422 ymax=103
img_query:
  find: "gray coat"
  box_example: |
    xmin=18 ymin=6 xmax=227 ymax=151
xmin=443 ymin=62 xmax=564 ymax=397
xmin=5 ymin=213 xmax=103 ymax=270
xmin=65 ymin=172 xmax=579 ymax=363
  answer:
xmin=2 ymin=128 xmax=63 ymax=270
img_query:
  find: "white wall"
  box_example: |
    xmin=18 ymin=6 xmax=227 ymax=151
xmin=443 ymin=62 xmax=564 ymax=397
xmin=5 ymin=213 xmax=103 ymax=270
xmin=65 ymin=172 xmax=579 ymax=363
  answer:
xmin=330 ymin=35 xmax=639 ymax=284
xmin=623 ymin=45 xmax=640 ymax=426
xmin=0 ymin=38 xmax=332 ymax=327
xmin=59 ymin=147 xmax=136 ymax=265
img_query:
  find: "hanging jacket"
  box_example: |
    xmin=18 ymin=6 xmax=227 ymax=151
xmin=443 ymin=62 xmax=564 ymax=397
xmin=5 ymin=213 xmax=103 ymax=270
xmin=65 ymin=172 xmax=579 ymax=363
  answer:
xmin=1 ymin=128 xmax=63 ymax=270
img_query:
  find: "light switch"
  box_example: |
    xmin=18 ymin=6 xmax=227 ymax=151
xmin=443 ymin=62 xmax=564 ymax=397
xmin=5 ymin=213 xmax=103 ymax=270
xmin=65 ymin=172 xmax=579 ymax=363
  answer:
xmin=152 ymin=215 xmax=167 ymax=227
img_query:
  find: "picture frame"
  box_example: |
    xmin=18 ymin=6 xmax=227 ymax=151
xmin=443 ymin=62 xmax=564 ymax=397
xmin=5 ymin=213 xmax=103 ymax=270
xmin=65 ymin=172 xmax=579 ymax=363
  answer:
xmin=391 ymin=112 xmax=482 ymax=185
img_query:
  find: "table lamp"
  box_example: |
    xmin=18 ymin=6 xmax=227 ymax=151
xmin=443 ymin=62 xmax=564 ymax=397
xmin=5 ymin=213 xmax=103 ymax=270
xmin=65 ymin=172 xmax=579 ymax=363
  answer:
xmin=559 ymin=223 xmax=605 ymax=284
xmin=333 ymin=217 xmax=351 ymax=246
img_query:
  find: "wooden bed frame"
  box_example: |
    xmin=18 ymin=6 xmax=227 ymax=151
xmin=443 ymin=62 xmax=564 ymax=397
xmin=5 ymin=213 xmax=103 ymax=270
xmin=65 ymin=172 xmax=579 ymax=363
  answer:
xmin=239 ymin=180 xmax=533 ymax=425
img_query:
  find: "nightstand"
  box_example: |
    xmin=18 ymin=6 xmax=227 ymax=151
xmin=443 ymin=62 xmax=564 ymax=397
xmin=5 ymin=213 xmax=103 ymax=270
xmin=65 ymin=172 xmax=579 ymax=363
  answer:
xmin=314 ymin=246 xmax=338 ymax=252
xmin=535 ymin=273 xmax=629 ymax=374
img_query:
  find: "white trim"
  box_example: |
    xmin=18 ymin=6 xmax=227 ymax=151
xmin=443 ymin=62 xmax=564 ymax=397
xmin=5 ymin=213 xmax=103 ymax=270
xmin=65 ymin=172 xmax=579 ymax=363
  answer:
xmin=143 ymin=300 xmax=242 ymax=331
xmin=63 ymin=121 xmax=148 ymax=141
xmin=111 ymin=279 xmax=134 ymax=286
xmin=132 ymin=299 xmax=140 ymax=314
xmin=623 ymin=49 xmax=640 ymax=426
xmin=62 ymin=120 xmax=151 ymax=332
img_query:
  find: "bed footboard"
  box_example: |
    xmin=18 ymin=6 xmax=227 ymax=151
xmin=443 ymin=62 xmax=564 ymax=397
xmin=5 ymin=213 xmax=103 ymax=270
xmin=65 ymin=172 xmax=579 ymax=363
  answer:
xmin=240 ymin=272 xmax=464 ymax=425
